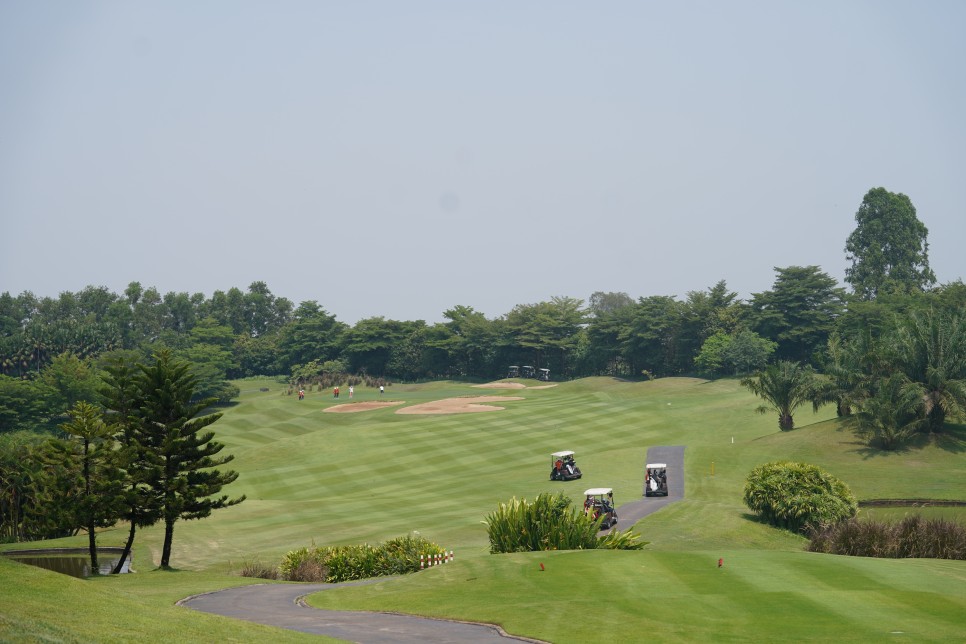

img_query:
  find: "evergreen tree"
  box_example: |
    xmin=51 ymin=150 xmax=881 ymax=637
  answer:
xmin=135 ymin=349 xmax=244 ymax=569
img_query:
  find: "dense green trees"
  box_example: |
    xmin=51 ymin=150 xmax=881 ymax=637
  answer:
xmin=749 ymin=266 xmax=847 ymax=363
xmin=845 ymin=187 xmax=936 ymax=300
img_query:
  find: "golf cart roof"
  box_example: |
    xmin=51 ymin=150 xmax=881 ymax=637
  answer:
xmin=584 ymin=487 xmax=613 ymax=495
xmin=508 ymin=365 xmax=519 ymax=368
xmin=646 ymin=463 xmax=667 ymax=468
xmin=539 ymin=368 xmax=549 ymax=372
xmin=551 ymin=450 xmax=574 ymax=458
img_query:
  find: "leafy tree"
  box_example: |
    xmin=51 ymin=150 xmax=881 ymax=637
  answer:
xmin=0 ymin=376 xmax=55 ymax=434
xmin=40 ymin=352 xmax=102 ymax=415
xmin=741 ymin=360 xmax=825 ymax=431
xmin=340 ymin=317 xmax=415 ymax=376
xmin=57 ymin=402 xmax=124 ymax=574
xmin=845 ymin=187 xmax=936 ymax=300
xmin=744 ymin=461 xmax=857 ymax=533
xmin=750 ymin=266 xmax=847 ymax=363
xmin=134 ymin=349 xmax=244 ymax=568
xmin=584 ymin=302 xmax=636 ymax=376
xmin=621 ymin=296 xmax=683 ymax=376
xmin=723 ymin=330 xmax=777 ymax=375
xmin=502 ymin=297 xmax=587 ymax=378
xmin=588 ymin=291 xmax=634 ymax=316
xmin=429 ymin=306 xmax=496 ymax=378
xmin=679 ymin=281 xmax=742 ymax=370
xmin=276 ymin=302 xmax=346 ymax=372
xmin=694 ymin=331 xmax=729 ymax=377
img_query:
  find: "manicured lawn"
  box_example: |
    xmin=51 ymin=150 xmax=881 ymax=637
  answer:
xmin=2 ymin=376 xmax=964 ymax=642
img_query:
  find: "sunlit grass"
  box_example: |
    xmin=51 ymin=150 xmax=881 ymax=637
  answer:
xmin=2 ymin=375 xmax=964 ymax=642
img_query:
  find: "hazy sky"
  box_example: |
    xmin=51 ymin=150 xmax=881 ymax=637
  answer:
xmin=2 ymin=1 xmax=963 ymax=324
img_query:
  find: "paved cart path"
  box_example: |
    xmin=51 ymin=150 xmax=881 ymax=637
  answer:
xmin=180 ymin=579 xmax=543 ymax=643
xmin=180 ymin=445 xmax=684 ymax=642
xmin=601 ymin=445 xmax=685 ymax=534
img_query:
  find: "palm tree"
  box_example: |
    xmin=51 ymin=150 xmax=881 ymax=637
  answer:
xmin=846 ymin=373 xmax=925 ymax=449
xmin=741 ymin=360 xmax=825 ymax=431
xmin=889 ymin=310 xmax=966 ymax=433
xmin=822 ymin=330 xmax=890 ymax=417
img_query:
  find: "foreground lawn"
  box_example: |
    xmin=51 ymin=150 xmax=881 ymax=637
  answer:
xmin=3 ymin=376 xmax=964 ymax=642
xmin=307 ymin=548 xmax=966 ymax=643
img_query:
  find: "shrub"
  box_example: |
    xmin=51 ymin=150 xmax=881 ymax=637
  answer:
xmin=744 ymin=461 xmax=857 ymax=533
xmin=239 ymin=558 xmax=279 ymax=580
xmin=808 ymin=515 xmax=966 ymax=560
xmin=279 ymin=533 xmax=445 ymax=582
xmin=483 ymin=492 xmax=644 ymax=553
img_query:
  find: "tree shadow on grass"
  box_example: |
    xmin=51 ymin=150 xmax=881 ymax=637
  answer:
xmin=847 ymin=423 xmax=966 ymax=459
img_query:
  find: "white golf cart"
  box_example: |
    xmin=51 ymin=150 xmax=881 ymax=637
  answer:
xmin=644 ymin=463 xmax=668 ymax=497
xmin=550 ymin=450 xmax=582 ymax=481
xmin=537 ymin=368 xmax=550 ymax=381
xmin=583 ymin=487 xmax=618 ymax=529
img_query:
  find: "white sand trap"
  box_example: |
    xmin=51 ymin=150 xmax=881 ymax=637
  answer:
xmin=323 ymin=401 xmax=405 ymax=413
xmin=396 ymin=396 xmax=524 ymax=415
xmin=473 ymin=381 xmax=526 ymax=389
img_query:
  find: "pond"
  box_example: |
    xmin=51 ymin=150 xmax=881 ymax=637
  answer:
xmin=2 ymin=547 xmax=132 ymax=578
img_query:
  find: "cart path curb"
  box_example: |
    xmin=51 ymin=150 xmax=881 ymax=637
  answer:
xmin=601 ymin=445 xmax=686 ymax=534
xmin=179 ymin=579 xmax=547 ymax=643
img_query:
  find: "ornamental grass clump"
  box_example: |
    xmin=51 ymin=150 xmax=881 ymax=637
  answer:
xmin=808 ymin=515 xmax=966 ymax=560
xmin=744 ymin=461 xmax=857 ymax=533
xmin=483 ymin=492 xmax=644 ymax=553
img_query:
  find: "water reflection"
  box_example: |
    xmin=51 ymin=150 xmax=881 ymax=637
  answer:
xmin=3 ymin=548 xmax=131 ymax=578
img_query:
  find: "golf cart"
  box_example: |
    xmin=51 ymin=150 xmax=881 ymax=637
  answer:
xmin=644 ymin=463 xmax=668 ymax=497
xmin=520 ymin=365 xmax=536 ymax=378
xmin=550 ymin=450 xmax=582 ymax=481
xmin=583 ymin=488 xmax=618 ymax=529
xmin=507 ymin=365 xmax=520 ymax=378
xmin=537 ymin=368 xmax=550 ymax=381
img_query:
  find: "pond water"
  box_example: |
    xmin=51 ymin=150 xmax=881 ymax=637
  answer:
xmin=3 ymin=548 xmax=131 ymax=578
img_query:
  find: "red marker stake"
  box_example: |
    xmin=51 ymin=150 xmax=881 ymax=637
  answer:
xmin=539 ymin=563 xmax=545 ymax=571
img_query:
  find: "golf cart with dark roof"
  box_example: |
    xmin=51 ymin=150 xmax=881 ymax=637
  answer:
xmin=550 ymin=450 xmax=582 ymax=481
xmin=583 ymin=487 xmax=618 ymax=529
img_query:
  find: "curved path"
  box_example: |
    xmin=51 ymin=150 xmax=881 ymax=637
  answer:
xmin=180 ymin=579 xmax=543 ymax=643
xmin=180 ymin=445 xmax=685 ymax=642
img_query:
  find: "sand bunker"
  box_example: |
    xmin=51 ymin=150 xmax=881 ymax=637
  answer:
xmin=396 ymin=396 xmax=524 ymax=415
xmin=323 ymin=401 xmax=405 ymax=413
xmin=473 ymin=381 xmax=526 ymax=389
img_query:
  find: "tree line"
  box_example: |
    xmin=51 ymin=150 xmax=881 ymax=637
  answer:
xmin=0 ymin=186 xmax=964 ymax=553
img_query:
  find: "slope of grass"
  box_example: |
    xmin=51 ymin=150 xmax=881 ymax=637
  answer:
xmin=306 ymin=548 xmax=966 ymax=643
xmin=2 ymin=376 xmax=964 ymax=642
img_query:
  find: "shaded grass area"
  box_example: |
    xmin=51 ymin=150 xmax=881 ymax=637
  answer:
xmin=3 ymin=376 xmax=965 ymax=642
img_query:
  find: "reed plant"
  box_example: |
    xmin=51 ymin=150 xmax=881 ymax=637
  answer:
xmin=807 ymin=515 xmax=966 ymax=559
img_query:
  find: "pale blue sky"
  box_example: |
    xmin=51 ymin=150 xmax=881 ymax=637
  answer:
xmin=1 ymin=1 xmax=963 ymax=323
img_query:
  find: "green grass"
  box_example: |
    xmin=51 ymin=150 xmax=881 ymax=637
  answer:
xmin=2 ymin=376 xmax=965 ymax=642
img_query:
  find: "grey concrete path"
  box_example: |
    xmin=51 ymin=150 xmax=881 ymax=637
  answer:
xmin=180 ymin=445 xmax=685 ymax=642
xmin=601 ymin=445 xmax=685 ymax=534
xmin=179 ymin=579 xmax=543 ymax=643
